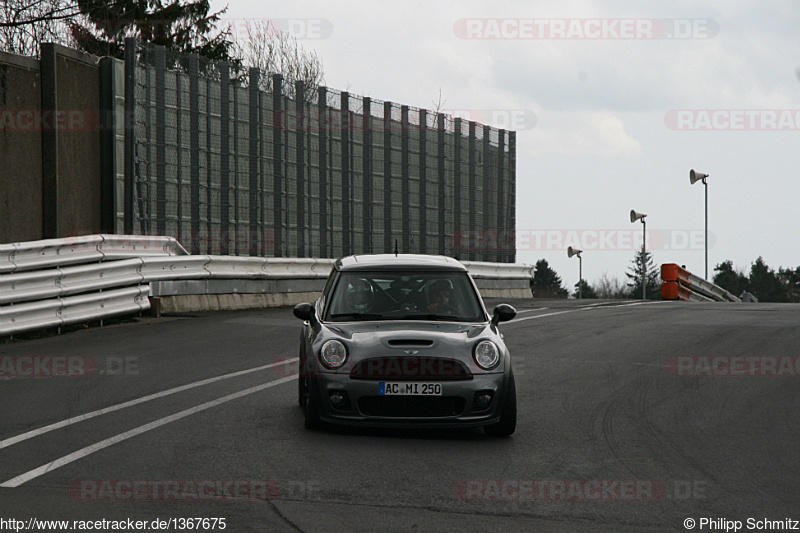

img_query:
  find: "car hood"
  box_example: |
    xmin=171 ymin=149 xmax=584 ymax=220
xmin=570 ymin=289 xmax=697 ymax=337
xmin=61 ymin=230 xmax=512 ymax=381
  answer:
xmin=325 ymin=320 xmax=488 ymax=341
xmin=319 ymin=320 xmax=501 ymax=361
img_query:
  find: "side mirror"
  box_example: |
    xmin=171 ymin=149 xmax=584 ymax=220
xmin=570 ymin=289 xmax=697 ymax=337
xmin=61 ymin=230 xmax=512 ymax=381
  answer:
xmin=491 ymin=304 xmax=516 ymax=326
xmin=293 ymin=303 xmax=316 ymax=323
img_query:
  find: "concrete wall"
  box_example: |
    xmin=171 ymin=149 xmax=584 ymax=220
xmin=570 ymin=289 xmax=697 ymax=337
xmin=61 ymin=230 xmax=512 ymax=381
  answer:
xmin=0 ymin=44 xmax=102 ymax=245
xmin=0 ymin=52 xmax=43 ymax=243
xmin=53 ymin=46 xmax=102 ymax=236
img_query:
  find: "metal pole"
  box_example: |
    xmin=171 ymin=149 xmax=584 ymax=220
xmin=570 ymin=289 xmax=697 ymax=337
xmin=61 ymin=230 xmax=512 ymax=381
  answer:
xmin=704 ymin=178 xmax=708 ymax=280
xmin=578 ymin=255 xmax=582 ymax=299
xmin=123 ymin=38 xmax=137 ymax=235
xmin=642 ymin=219 xmax=646 ymax=300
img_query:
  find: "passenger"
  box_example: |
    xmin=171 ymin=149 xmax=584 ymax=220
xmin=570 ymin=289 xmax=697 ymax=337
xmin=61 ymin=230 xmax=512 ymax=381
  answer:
xmin=426 ymin=279 xmax=455 ymax=314
xmin=346 ymin=278 xmax=375 ymax=313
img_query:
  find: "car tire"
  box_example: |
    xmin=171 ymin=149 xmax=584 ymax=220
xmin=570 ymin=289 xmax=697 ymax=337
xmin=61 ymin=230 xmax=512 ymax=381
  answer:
xmin=303 ymin=376 xmax=322 ymax=430
xmin=298 ymin=353 xmax=306 ymax=406
xmin=298 ymin=374 xmax=306 ymax=406
xmin=484 ymin=370 xmax=516 ymax=436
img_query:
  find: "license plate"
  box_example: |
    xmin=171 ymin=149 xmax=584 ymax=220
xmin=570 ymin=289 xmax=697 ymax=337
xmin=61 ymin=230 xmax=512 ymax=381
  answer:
xmin=379 ymin=382 xmax=442 ymax=396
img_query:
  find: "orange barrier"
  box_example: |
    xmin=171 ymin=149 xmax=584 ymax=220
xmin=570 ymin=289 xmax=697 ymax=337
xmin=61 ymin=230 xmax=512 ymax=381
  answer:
xmin=661 ymin=281 xmax=691 ymax=301
xmin=661 ymin=263 xmax=693 ymax=301
xmin=660 ymin=263 xmax=691 ymax=285
xmin=660 ymin=263 xmax=740 ymax=302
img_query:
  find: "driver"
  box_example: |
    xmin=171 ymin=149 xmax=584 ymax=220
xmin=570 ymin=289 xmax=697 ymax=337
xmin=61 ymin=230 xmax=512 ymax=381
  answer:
xmin=346 ymin=278 xmax=375 ymax=313
xmin=426 ymin=279 xmax=454 ymax=314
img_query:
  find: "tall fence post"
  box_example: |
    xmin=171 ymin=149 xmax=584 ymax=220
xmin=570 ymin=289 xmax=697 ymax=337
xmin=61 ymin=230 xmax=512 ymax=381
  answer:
xmin=99 ymin=57 xmax=116 ymax=234
xmin=383 ymin=101 xmax=393 ymax=253
xmin=468 ymin=121 xmax=477 ymax=262
xmin=400 ymin=105 xmax=409 ymax=253
xmin=154 ymin=45 xmax=166 ymax=237
xmin=496 ymin=129 xmax=506 ymax=264
xmin=296 ymin=81 xmax=306 ymax=257
xmin=437 ymin=113 xmax=446 ymax=256
xmin=174 ymin=55 xmax=183 ymax=243
xmin=219 ymin=61 xmax=231 ymax=254
xmin=318 ymin=87 xmax=328 ymax=258
xmin=188 ymin=54 xmax=200 ymax=254
xmin=123 ymin=38 xmax=137 ymax=236
xmin=248 ymin=68 xmax=261 ymax=256
xmin=362 ymin=96 xmax=373 ymax=254
xmin=271 ymin=74 xmax=283 ymax=257
xmin=482 ymin=124 xmax=491 ymax=263
xmin=453 ymin=117 xmax=462 ymax=258
xmin=341 ymin=91 xmax=351 ymax=256
xmin=508 ymin=131 xmax=516 ymax=263
xmin=40 ymin=43 xmax=60 ymax=238
xmin=419 ymin=109 xmax=427 ymax=254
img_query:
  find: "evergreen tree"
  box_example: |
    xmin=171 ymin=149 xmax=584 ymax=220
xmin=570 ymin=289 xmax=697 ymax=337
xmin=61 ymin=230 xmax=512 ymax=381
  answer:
xmin=777 ymin=266 xmax=800 ymax=303
xmin=69 ymin=0 xmax=236 ymax=62
xmin=625 ymin=248 xmax=659 ymax=299
xmin=749 ymin=257 xmax=789 ymax=302
xmin=532 ymin=259 xmax=568 ymax=298
xmin=572 ymin=279 xmax=598 ymax=299
xmin=713 ymin=260 xmax=749 ymax=297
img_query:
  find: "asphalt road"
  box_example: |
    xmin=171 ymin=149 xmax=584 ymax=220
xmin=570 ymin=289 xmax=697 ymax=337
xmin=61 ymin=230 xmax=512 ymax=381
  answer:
xmin=1 ymin=299 xmax=799 ymax=532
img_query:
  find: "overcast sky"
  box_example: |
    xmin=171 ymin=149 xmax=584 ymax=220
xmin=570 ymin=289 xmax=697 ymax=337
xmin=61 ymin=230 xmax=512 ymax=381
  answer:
xmin=217 ymin=0 xmax=799 ymax=292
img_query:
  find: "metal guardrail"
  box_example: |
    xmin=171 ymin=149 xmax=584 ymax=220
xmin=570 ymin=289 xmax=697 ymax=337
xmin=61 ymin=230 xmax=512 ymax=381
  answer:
xmin=687 ymin=273 xmax=741 ymax=302
xmin=0 ymin=235 xmax=187 ymax=274
xmin=2 ymin=256 xmax=340 ymax=306
xmin=0 ymin=259 xmax=145 ymax=305
xmin=0 ymin=286 xmax=150 ymax=335
xmin=1 ymin=236 xmax=535 ymax=336
xmin=661 ymin=263 xmax=742 ymax=302
xmin=460 ymin=261 xmax=535 ymax=280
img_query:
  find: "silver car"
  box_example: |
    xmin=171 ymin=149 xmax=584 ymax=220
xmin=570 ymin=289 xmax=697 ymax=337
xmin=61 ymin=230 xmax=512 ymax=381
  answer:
xmin=293 ymin=254 xmax=517 ymax=436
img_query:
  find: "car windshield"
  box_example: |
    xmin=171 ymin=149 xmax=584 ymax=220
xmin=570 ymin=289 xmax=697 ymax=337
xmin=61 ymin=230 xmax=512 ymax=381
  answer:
xmin=325 ymin=271 xmax=485 ymax=322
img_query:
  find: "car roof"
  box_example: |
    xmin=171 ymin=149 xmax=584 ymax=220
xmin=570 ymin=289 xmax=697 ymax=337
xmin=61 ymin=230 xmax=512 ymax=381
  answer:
xmin=335 ymin=254 xmax=468 ymax=272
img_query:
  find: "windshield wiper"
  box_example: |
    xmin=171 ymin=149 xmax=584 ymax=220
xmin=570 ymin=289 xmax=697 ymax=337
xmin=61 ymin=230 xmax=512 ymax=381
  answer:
xmin=329 ymin=313 xmax=384 ymax=321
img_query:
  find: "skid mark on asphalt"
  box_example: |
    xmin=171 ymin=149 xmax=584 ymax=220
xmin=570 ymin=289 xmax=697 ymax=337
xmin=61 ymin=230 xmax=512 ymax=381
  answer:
xmin=0 ymin=358 xmax=298 ymax=450
xmin=1 ymin=375 xmax=297 ymax=488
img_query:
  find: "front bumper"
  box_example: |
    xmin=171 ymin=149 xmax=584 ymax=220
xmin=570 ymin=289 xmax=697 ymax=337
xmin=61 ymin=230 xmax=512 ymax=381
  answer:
xmin=311 ymin=372 xmax=507 ymax=428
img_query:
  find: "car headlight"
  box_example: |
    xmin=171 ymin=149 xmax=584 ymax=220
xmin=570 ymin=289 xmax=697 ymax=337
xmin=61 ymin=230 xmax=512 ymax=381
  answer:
xmin=320 ymin=340 xmax=347 ymax=368
xmin=474 ymin=340 xmax=500 ymax=370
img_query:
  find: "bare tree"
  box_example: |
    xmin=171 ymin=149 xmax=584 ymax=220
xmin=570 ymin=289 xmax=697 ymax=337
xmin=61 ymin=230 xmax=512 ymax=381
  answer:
xmin=431 ymin=87 xmax=446 ymax=116
xmin=0 ymin=0 xmax=79 ymax=56
xmin=231 ymin=19 xmax=324 ymax=98
xmin=594 ymin=272 xmax=628 ymax=299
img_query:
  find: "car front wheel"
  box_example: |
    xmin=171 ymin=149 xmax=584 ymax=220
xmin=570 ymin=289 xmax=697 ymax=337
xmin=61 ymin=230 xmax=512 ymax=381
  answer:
xmin=298 ymin=374 xmax=306 ymax=406
xmin=303 ymin=376 xmax=322 ymax=430
xmin=484 ymin=370 xmax=516 ymax=436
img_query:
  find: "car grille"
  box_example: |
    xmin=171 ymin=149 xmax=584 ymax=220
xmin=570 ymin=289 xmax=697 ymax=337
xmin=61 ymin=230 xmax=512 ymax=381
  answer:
xmin=358 ymin=396 xmax=466 ymax=418
xmin=387 ymin=339 xmax=434 ymax=347
xmin=349 ymin=357 xmax=472 ymax=381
